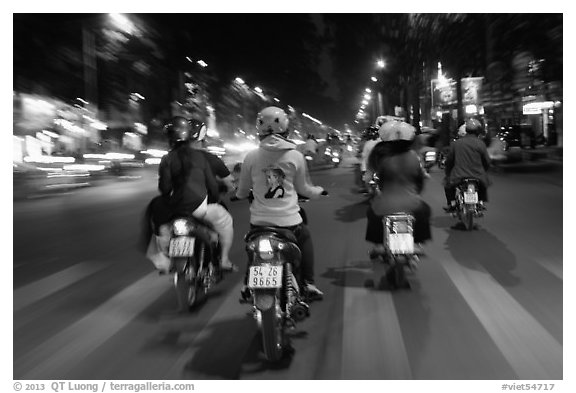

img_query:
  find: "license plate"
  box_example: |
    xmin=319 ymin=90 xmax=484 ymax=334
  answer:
xmin=464 ymin=191 xmax=478 ymax=204
xmin=248 ymin=265 xmax=283 ymax=289
xmin=169 ymin=237 xmax=195 ymax=257
xmin=388 ymin=233 xmax=414 ymax=254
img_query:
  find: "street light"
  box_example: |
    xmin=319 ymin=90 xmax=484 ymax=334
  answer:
xmin=377 ymin=59 xmax=386 ymax=69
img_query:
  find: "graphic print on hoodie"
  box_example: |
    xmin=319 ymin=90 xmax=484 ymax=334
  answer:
xmin=263 ymin=166 xmax=286 ymax=198
xmin=236 ymin=134 xmax=324 ymax=227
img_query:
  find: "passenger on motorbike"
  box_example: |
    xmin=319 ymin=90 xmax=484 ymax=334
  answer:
xmin=154 ymin=116 xmax=236 ymax=271
xmin=361 ymin=116 xmax=390 ymax=185
xmin=187 ymin=119 xmax=236 ymax=205
xmin=365 ymin=121 xmax=432 ymax=257
xmin=303 ymin=134 xmax=319 ymax=155
xmin=235 ymin=106 xmax=327 ymax=299
xmin=443 ymin=118 xmax=491 ymax=212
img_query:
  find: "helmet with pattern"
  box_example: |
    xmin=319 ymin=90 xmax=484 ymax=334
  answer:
xmin=378 ymin=120 xmax=416 ymax=142
xmin=256 ymin=106 xmax=289 ymax=138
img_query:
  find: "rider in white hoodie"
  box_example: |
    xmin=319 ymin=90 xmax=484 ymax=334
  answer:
xmin=236 ymin=106 xmax=327 ymax=298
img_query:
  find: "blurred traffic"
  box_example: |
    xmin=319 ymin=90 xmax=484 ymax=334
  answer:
xmin=13 ymin=13 xmax=563 ymax=385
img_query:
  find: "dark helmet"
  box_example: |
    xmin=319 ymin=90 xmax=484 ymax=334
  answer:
xmin=164 ymin=116 xmax=191 ymax=145
xmin=465 ymin=118 xmax=483 ymax=135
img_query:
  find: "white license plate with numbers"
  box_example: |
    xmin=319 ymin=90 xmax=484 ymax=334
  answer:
xmin=248 ymin=265 xmax=283 ymax=289
xmin=464 ymin=191 xmax=478 ymax=204
xmin=388 ymin=233 xmax=414 ymax=254
xmin=169 ymin=237 xmax=195 ymax=257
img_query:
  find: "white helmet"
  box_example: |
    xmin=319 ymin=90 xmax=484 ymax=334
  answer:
xmin=378 ymin=120 xmax=416 ymax=142
xmin=256 ymin=106 xmax=289 ymax=137
xmin=458 ymin=123 xmax=467 ymax=137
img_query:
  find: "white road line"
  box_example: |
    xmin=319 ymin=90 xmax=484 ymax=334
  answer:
xmin=14 ymin=262 xmax=107 ymax=311
xmin=340 ymin=279 xmax=412 ymax=379
xmin=165 ymin=281 xmax=247 ymax=379
xmin=17 ymin=272 xmax=171 ymax=379
xmin=429 ymin=236 xmax=562 ymax=379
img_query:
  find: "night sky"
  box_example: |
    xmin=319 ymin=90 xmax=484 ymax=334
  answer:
xmin=14 ymin=12 xmax=369 ymax=129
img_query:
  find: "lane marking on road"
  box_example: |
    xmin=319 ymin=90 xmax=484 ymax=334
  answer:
xmin=341 ymin=283 xmax=412 ymax=379
xmin=14 ymin=261 xmax=108 ymax=311
xmin=17 ymin=272 xmax=171 ymax=379
xmin=429 ymin=235 xmax=562 ymax=379
xmin=164 ymin=281 xmax=249 ymax=379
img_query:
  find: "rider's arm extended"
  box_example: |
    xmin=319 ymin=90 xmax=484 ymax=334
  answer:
xmin=235 ymin=155 xmax=253 ymax=200
xmin=294 ymin=152 xmax=324 ymax=199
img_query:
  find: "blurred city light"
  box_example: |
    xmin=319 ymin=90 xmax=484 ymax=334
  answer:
xmin=24 ymin=155 xmax=76 ymax=164
xmin=109 ymin=13 xmax=135 ymax=35
xmin=197 ymin=60 xmax=208 ymax=68
xmin=207 ymin=128 xmax=220 ymax=137
xmin=254 ymin=87 xmax=263 ymax=94
xmin=377 ymin=59 xmax=386 ymax=68
xmin=371 ymin=76 xmax=378 ymax=82
xmin=364 ymin=93 xmax=371 ymax=100
xmin=140 ymin=149 xmax=168 ymax=158
xmin=302 ymin=113 xmax=322 ymax=125
xmin=223 ymin=142 xmax=258 ymax=153
xmin=234 ymin=77 xmax=245 ymax=84
xmin=365 ymin=88 xmax=372 ymax=93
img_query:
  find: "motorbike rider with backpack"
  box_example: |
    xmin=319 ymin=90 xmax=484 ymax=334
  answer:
xmin=365 ymin=120 xmax=432 ymax=257
xmin=235 ymin=106 xmax=327 ymax=299
xmin=152 ymin=116 xmax=235 ymax=271
xmin=443 ymin=118 xmax=491 ymax=212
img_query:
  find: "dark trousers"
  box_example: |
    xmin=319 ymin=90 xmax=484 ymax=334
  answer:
xmin=365 ymin=201 xmax=432 ymax=244
xmin=444 ymin=182 xmax=488 ymax=205
xmin=247 ymin=223 xmax=316 ymax=285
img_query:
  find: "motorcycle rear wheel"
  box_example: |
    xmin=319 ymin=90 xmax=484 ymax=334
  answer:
xmin=174 ymin=258 xmax=198 ymax=310
xmin=260 ymin=306 xmax=285 ymax=362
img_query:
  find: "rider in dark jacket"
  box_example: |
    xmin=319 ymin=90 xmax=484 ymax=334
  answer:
xmin=443 ymin=118 xmax=491 ymax=211
xmin=155 ymin=116 xmax=235 ymax=270
xmin=365 ymin=121 xmax=431 ymax=256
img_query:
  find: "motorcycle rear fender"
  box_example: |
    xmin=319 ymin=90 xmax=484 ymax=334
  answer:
xmin=253 ymin=289 xmax=279 ymax=311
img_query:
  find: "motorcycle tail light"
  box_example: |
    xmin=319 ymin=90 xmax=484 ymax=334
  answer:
xmin=172 ymin=219 xmax=191 ymax=236
xmin=258 ymin=238 xmax=274 ymax=260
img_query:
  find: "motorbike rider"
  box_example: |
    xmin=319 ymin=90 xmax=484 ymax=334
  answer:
xmin=365 ymin=120 xmax=432 ymax=257
xmin=303 ymin=133 xmax=319 ymax=155
xmin=443 ymin=118 xmax=491 ymax=212
xmin=154 ymin=116 xmax=236 ymax=271
xmin=187 ymin=118 xmax=236 ymax=205
xmin=361 ymin=116 xmax=389 ymax=186
xmin=235 ymin=106 xmax=327 ymax=299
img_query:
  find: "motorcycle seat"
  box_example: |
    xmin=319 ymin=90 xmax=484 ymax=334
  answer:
xmin=244 ymin=226 xmax=298 ymax=244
